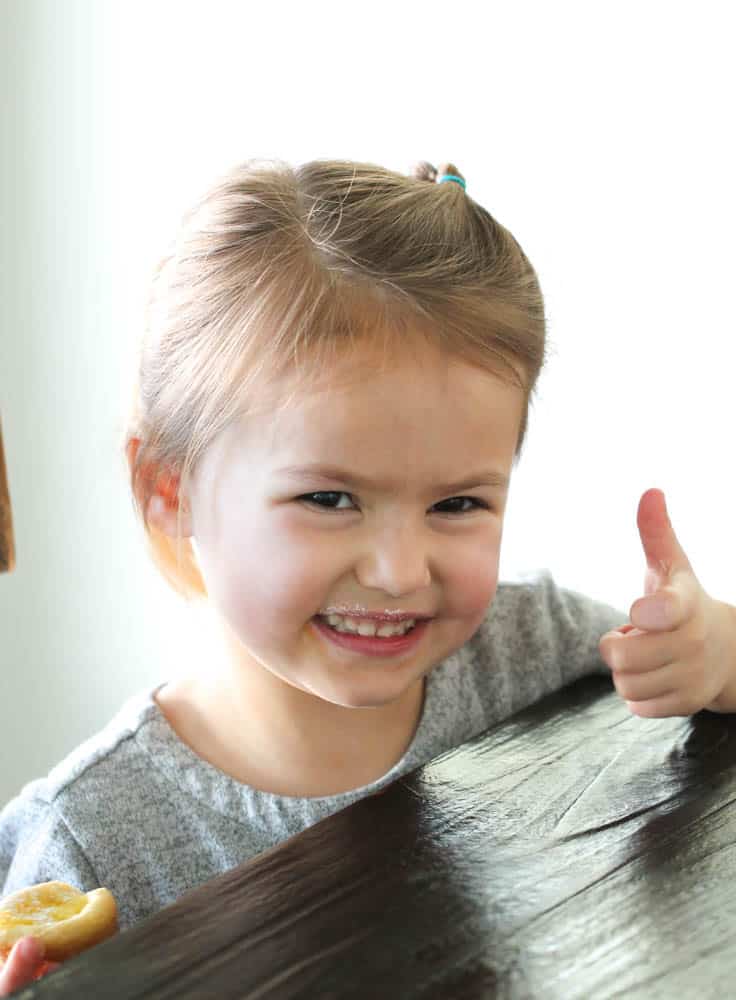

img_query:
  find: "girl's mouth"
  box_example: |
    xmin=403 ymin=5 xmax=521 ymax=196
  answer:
xmin=311 ymin=615 xmax=430 ymax=658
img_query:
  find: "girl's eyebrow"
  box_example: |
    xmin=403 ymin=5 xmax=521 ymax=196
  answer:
xmin=275 ymin=463 xmax=510 ymax=494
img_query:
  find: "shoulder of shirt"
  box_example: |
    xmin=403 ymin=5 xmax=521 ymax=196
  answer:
xmin=487 ymin=566 xmax=626 ymax=630
xmin=492 ymin=567 xmax=558 ymax=606
xmin=7 ymin=684 xmax=163 ymax=812
xmin=471 ymin=567 xmax=560 ymax=643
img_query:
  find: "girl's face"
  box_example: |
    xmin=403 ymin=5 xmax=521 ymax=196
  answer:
xmin=179 ymin=342 xmax=525 ymax=710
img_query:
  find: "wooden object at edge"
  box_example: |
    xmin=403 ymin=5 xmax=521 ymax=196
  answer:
xmin=0 ymin=414 xmax=16 ymax=573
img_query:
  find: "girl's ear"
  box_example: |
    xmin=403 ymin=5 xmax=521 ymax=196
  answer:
xmin=146 ymin=489 xmax=194 ymax=539
xmin=126 ymin=438 xmax=193 ymax=538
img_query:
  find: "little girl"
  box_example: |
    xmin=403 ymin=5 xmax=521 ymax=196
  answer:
xmin=0 ymin=157 xmax=629 ymax=982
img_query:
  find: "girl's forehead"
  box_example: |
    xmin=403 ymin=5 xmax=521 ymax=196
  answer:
xmin=241 ymin=360 xmax=523 ymax=451
xmin=195 ymin=357 xmax=523 ymax=491
xmin=258 ymin=344 xmax=516 ymax=409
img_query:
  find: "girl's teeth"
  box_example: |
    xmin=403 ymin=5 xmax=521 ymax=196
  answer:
xmin=323 ymin=614 xmax=415 ymax=637
xmin=375 ymin=621 xmax=415 ymax=637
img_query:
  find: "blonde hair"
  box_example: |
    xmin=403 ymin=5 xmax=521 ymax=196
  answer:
xmin=124 ymin=157 xmax=550 ymax=601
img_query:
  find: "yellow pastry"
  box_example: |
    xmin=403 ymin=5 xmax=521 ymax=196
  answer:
xmin=0 ymin=881 xmax=118 ymax=963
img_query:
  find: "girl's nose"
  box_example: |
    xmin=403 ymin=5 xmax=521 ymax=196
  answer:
xmin=354 ymin=525 xmax=432 ymax=596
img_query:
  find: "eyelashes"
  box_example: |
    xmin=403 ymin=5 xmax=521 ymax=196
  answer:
xmin=297 ymin=492 xmax=492 ymax=516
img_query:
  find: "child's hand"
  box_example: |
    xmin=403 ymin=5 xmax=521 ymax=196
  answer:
xmin=599 ymin=488 xmax=736 ymax=717
xmin=0 ymin=937 xmax=62 ymax=995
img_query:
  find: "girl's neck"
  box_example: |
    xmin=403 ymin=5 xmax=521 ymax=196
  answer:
xmin=155 ymin=670 xmax=426 ymax=798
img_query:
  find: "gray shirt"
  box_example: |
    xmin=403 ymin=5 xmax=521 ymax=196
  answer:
xmin=1 ymin=571 xmax=624 ymax=932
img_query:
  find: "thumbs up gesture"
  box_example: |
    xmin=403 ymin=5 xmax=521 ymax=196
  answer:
xmin=598 ymin=489 xmax=736 ymax=717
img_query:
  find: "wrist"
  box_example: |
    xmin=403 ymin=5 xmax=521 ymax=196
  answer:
xmin=704 ymin=601 xmax=736 ymax=714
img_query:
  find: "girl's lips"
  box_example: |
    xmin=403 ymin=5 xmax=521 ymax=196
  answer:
xmin=311 ymin=615 xmax=431 ymax=658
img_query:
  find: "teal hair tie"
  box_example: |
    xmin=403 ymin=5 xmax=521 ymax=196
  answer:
xmin=438 ymin=173 xmax=466 ymax=190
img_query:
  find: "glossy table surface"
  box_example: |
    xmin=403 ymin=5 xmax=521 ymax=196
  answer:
xmin=23 ymin=673 xmax=736 ymax=999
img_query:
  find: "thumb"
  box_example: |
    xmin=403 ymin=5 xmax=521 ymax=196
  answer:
xmin=637 ymin=488 xmax=693 ymax=595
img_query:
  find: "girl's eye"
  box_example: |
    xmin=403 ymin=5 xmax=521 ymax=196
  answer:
xmin=297 ymin=492 xmax=491 ymax=515
xmin=299 ymin=491 xmax=355 ymax=511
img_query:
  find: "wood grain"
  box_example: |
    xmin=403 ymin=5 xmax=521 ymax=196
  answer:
xmin=25 ymin=674 xmax=736 ymax=999
xmin=0 ymin=415 xmax=15 ymax=573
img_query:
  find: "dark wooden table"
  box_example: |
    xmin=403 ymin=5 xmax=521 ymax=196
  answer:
xmin=21 ymin=674 xmax=736 ymax=999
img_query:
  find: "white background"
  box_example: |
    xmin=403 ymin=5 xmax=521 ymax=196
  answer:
xmin=1 ymin=0 xmax=734 ymax=806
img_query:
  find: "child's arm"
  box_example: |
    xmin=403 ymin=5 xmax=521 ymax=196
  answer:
xmin=471 ymin=569 xmax=627 ymax=728
xmin=598 ymin=489 xmax=736 ymax=717
xmin=1 ymin=787 xmax=100 ymax=906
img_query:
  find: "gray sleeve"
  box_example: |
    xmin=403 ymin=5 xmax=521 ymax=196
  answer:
xmin=529 ymin=570 xmax=628 ymax=684
xmin=469 ymin=570 xmax=628 ymax=724
xmin=1 ymin=785 xmax=100 ymax=899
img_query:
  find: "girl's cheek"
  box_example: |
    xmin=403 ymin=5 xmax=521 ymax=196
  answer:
xmin=449 ymin=554 xmax=500 ymax=619
xmin=226 ymin=523 xmax=330 ymax=619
